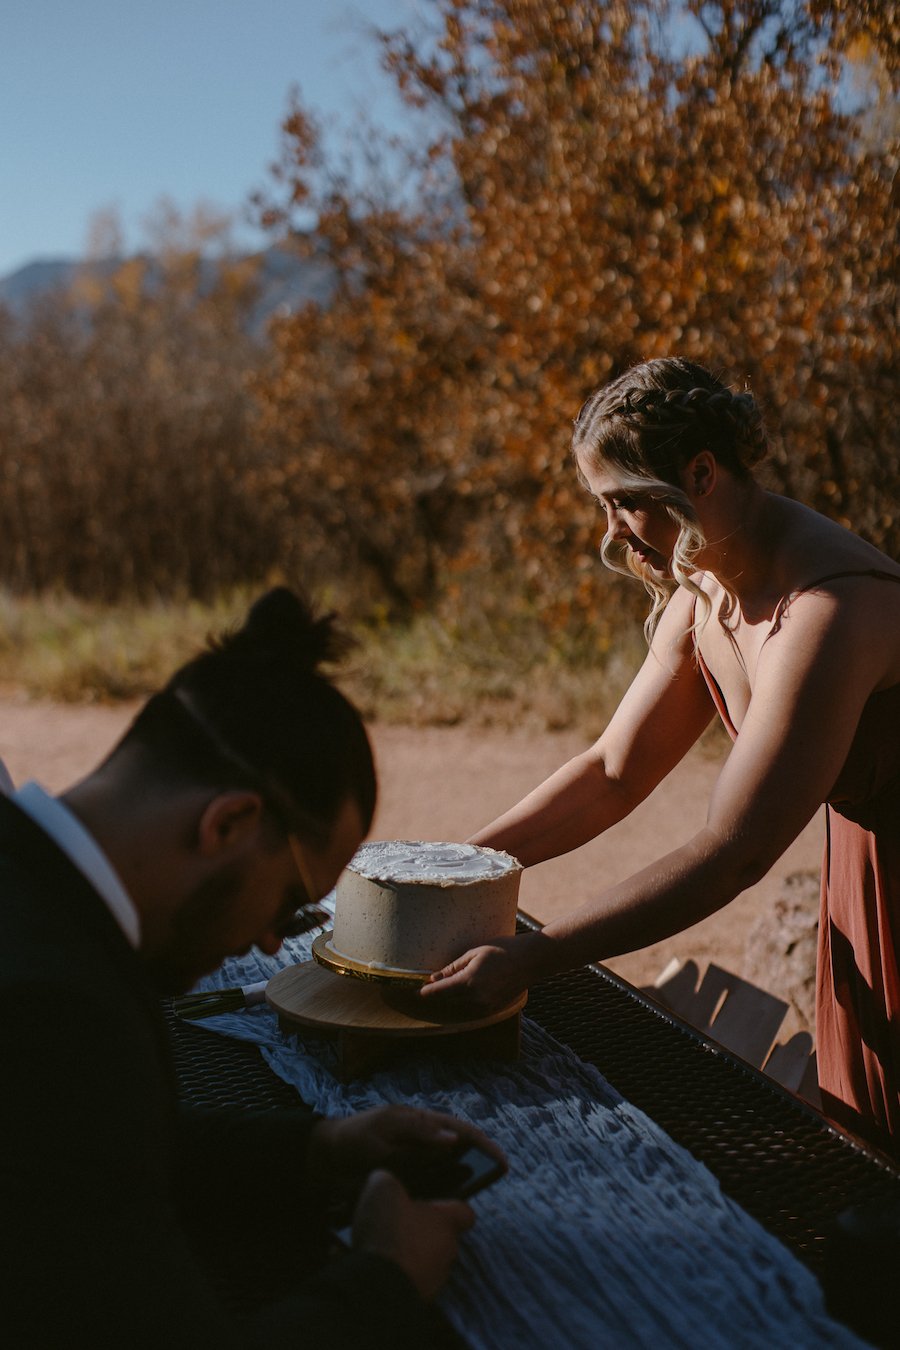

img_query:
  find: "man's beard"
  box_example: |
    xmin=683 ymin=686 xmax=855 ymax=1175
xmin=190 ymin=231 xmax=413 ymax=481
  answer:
xmin=143 ymin=863 xmax=244 ymax=994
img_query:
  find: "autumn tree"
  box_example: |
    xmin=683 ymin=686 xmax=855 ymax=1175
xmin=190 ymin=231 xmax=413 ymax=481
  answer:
xmin=256 ymin=0 xmax=897 ymax=634
xmin=0 ymin=205 xmax=277 ymax=599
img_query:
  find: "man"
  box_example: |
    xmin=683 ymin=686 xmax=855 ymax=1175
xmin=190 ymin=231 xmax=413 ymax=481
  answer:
xmin=0 ymin=588 xmax=498 ymax=1348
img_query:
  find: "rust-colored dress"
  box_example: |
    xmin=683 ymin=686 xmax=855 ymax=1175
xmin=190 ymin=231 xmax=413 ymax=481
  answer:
xmin=697 ymin=570 xmax=900 ymax=1155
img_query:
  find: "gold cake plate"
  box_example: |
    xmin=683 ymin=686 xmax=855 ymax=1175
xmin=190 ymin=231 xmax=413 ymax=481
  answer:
xmin=311 ymin=930 xmax=433 ymax=987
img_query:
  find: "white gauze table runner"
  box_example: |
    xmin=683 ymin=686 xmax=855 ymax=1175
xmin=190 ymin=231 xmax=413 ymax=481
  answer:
xmin=192 ymin=924 xmax=866 ymax=1350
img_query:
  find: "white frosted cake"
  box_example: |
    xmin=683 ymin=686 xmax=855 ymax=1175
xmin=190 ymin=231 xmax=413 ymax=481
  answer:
xmin=328 ymin=840 xmax=523 ymax=977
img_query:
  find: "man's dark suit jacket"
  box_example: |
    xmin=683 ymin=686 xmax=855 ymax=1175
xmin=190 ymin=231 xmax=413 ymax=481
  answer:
xmin=0 ymin=795 xmax=434 ymax=1349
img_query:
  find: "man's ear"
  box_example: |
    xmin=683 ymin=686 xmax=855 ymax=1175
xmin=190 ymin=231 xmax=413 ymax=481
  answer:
xmin=682 ymin=450 xmax=717 ymax=500
xmin=196 ymin=792 xmax=266 ymax=859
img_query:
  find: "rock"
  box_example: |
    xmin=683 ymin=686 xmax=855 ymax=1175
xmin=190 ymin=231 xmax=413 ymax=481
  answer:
xmin=744 ymin=870 xmax=820 ymax=1034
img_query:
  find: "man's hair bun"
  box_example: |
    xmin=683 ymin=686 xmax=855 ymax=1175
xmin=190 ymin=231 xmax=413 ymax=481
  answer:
xmin=218 ymin=586 xmax=350 ymax=674
xmin=121 ymin=585 xmax=375 ymax=844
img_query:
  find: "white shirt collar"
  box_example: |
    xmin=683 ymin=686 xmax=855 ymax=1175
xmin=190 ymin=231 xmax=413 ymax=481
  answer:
xmin=13 ymin=781 xmax=141 ymax=948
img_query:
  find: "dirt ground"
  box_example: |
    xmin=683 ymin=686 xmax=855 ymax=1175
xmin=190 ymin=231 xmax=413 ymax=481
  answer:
xmin=0 ymin=696 xmax=823 ymax=1004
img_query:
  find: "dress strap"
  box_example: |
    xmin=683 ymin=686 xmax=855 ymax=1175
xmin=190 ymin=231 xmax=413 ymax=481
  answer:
xmin=770 ymin=568 xmax=900 ymax=637
xmin=692 ymin=595 xmax=740 ymax=739
xmin=792 ymin=568 xmax=900 ymax=592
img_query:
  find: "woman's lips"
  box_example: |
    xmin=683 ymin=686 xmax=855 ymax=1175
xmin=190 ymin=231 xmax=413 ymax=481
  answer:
xmin=630 ymin=544 xmax=668 ymax=572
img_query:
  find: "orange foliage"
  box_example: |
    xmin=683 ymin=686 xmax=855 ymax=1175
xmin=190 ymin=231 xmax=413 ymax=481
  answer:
xmin=256 ymin=0 xmax=897 ymax=627
xmin=0 ymin=4 xmax=893 ymax=622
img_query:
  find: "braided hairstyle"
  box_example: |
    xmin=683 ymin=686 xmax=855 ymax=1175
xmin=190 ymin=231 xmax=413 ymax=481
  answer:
xmin=114 ymin=587 xmax=376 ymax=847
xmin=572 ymin=359 xmax=767 ymax=640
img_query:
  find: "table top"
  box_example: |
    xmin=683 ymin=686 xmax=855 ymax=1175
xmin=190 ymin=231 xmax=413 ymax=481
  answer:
xmin=514 ymin=918 xmax=900 ymax=1277
xmin=167 ymin=911 xmax=900 ymax=1283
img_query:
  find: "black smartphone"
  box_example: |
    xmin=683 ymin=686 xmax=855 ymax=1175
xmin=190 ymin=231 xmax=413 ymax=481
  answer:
xmin=443 ymin=1143 xmax=507 ymax=1200
xmin=385 ymin=1139 xmax=507 ymax=1201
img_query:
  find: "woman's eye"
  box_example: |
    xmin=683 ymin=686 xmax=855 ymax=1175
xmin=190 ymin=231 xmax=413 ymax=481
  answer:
xmin=612 ymin=497 xmax=637 ymax=511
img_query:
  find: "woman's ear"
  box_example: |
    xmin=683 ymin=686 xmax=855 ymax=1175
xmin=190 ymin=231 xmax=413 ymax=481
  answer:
xmin=196 ymin=792 xmax=266 ymax=859
xmin=682 ymin=450 xmax=717 ymax=500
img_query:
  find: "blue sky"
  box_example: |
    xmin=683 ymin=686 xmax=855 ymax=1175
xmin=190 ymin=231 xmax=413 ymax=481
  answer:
xmin=0 ymin=0 xmax=422 ymax=276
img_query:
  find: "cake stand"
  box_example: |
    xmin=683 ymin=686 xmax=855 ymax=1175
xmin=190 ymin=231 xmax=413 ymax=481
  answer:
xmin=266 ymin=937 xmax=527 ymax=1081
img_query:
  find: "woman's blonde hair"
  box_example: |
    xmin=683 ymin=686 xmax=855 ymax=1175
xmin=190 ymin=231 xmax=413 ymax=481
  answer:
xmin=572 ymin=358 xmax=767 ymax=642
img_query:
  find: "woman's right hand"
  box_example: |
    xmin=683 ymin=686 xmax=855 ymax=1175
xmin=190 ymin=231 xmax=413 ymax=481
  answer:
xmin=418 ymin=932 xmax=543 ymax=1016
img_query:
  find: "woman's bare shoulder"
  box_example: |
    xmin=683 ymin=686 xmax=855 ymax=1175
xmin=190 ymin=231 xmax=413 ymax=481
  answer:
xmin=651 ymin=582 xmax=702 ymax=657
xmin=767 ymin=557 xmax=900 ymax=692
xmin=774 ymin=495 xmax=900 ymax=585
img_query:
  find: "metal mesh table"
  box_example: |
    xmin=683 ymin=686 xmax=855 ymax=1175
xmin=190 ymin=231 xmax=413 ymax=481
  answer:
xmin=167 ymin=912 xmax=900 ymax=1283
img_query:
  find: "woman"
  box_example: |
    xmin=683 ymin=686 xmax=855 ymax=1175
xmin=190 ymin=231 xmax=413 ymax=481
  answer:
xmin=420 ymin=357 xmax=900 ymax=1154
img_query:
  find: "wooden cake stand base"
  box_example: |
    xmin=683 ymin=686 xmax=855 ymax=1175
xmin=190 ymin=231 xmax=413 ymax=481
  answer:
xmin=266 ymin=961 xmax=527 ymax=1081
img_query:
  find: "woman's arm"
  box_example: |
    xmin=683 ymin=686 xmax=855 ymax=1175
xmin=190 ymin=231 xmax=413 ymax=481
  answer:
xmin=425 ymin=584 xmax=889 ymax=1010
xmin=470 ymin=588 xmax=715 ymax=866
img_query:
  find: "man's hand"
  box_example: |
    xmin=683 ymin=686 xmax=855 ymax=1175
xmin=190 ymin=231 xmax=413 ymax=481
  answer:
xmin=351 ymin=1168 xmax=475 ymax=1302
xmin=307 ymin=1105 xmax=505 ymax=1188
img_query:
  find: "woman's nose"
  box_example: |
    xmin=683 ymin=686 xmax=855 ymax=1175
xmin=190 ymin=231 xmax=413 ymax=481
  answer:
xmin=606 ymin=508 xmax=630 ymax=541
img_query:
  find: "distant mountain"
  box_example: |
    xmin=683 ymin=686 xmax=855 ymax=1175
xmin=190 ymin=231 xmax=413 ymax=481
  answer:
xmin=0 ymin=257 xmax=101 ymax=310
xmin=0 ymin=243 xmax=335 ymax=334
